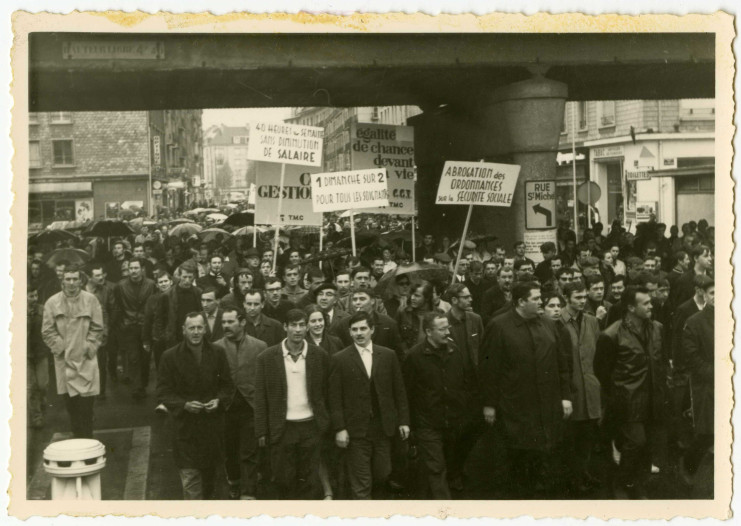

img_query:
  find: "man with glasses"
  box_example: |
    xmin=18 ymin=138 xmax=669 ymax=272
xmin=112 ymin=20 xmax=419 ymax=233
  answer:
xmin=313 ymin=282 xmax=348 ymax=326
xmin=384 ymin=275 xmax=412 ymax=318
xmin=262 ymin=277 xmax=293 ymax=324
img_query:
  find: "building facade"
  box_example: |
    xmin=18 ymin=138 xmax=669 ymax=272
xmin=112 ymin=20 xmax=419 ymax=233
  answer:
xmin=557 ymin=99 xmax=714 ymax=232
xmin=29 ymin=110 xmax=203 ymax=230
xmin=286 ymin=105 xmax=422 ymax=172
xmin=202 ymin=124 xmax=255 ymax=203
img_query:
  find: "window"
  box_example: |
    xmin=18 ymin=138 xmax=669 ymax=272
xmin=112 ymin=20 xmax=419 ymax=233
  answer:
xmin=676 ymin=175 xmax=714 ymax=193
xmin=598 ymin=101 xmax=616 ymax=127
xmin=50 ymin=112 xmax=73 ymax=124
xmin=29 ymin=113 xmax=39 ymax=125
xmin=560 ymin=106 xmax=567 ymax=133
xmin=577 ymin=102 xmax=588 ymax=130
xmin=29 ymin=141 xmax=41 ymax=168
xmin=52 ymin=139 xmax=74 ymax=166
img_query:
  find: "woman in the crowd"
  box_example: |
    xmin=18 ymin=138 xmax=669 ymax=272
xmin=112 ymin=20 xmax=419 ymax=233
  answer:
xmin=304 ymin=304 xmax=343 ymax=356
xmin=303 ymin=304 xmax=343 ymax=500
xmin=431 ymin=280 xmax=452 ymax=313
xmin=395 ymin=281 xmax=434 ymax=350
xmin=381 ymin=247 xmax=398 ymax=273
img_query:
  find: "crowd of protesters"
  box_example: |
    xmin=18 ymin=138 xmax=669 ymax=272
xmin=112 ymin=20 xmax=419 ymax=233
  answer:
xmin=28 ymin=211 xmax=715 ymax=500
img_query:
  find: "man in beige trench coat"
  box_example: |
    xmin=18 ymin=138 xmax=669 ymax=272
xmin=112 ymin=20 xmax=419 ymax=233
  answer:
xmin=42 ymin=264 xmax=104 ymax=438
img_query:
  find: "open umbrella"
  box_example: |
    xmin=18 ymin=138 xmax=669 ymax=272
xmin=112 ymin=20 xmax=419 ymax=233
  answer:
xmin=336 ymin=229 xmax=381 ymax=249
xmin=169 ymin=222 xmax=203 ymax=237
xmin=206 ymin=213 xmax=228 ymax=222
xmin=300 ymin=248 xmax=352 ymax=266
xmin=222 ymin=212 xmax=255 ymax=227
xmin=448 ymin=234 xmax=498 ymax=253
xmin=380 ymin=230 xmax=413 ymax=243
xmin=83 ymin=220 xmax=135 ymax=238
xmin=232 ymin=225 xmax=267 ymax=237
xmin=167 ymin=218 xmax=195 ymax=226
xmin=47 ymin=220 xmax=88 ymax=232
xmin=199 ymin=227 xmax=232 ymax=243
xmin=128 ymin=217 xmax=157 ymax=231
xmin=43 ymin=248 xmax=91 ymax=269
xmin=29 ymin=229 xmax=78 ymax=246
xmin=374 ymin=262 xmax=451 ymax=297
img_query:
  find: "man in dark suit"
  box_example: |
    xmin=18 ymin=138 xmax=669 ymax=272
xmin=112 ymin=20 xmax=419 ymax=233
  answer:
xmin=254 ymin=309 xmax=330 ymax=499
xmin=330 ymin=289 xmax=406 ymax=362
xmin=196 ymin=254 xmax=230 ymax=299
xmin=200 ymin=288 xmax=225 ymax=342
xmin=480 ymin=267 xmax=514 ymax=321
xmin=156 ymin=312 xmax=235 ymax=499
xmin=313 ymin=282 xmax=349 ymax=327
xmin=214 ymin=306 xmax=267 ymax=500
xmin=328 ymin=311 xmax=410 ymax=499
xmin=444 ymin=283 xmax=484 ymax=372
xmin=243 ymin=289 xmax=286 ymax=347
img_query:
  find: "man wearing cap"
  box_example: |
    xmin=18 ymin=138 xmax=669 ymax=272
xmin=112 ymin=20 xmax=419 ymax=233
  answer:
xmin=243 ymin=248 xmax=265 ymax=290
xmin=312 ymin=282 xmax=349 ymax=326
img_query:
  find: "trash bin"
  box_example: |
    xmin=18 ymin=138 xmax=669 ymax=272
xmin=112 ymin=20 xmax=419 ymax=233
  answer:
xmin=43 ymin=438 xmax=106 ymax=500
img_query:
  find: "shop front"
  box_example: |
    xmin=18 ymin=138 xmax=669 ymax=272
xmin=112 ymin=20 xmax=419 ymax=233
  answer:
xmin=29 ymin=181 xmax=94 ymax=232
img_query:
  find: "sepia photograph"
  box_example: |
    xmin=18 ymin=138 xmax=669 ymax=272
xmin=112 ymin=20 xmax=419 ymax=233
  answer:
xmin=7 ymin=9 xmax=735 ymax=520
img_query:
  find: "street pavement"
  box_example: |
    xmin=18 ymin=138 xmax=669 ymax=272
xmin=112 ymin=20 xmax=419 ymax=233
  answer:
xmin=26 ymin=360 xmax=712 ymax=501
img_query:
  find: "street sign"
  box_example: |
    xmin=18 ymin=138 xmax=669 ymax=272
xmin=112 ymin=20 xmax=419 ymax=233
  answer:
xmin=577 ymin=181 xmax=601 ymax=205
xmin=247 ymin=121 xmax=324 ymax=167
xmin=311 ymin=168 xmax=390 ymax=213
xmin=436 ymin=161 xmax=520 ymax=207
xmin=525 ymin=180 xmax=557 ymax=230
xmin=626 ymin=170 xmax=651 ymax=181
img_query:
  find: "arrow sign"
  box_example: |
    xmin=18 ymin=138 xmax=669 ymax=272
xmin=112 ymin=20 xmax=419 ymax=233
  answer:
xmin=532 ymin=204 xmax=553 ymax=227
xmin=525 ymin=180 xmax=557 ymax=230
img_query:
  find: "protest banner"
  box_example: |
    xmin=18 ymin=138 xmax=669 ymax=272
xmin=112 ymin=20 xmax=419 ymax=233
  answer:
xmin=435 ymin=160 xmax=521 ymax=278
xmin=254 ymin=162 xmax=323 ymax=226
xmin=311 ymin=168 xmax=390 ymax=255
xmin=350 ymin=123 xmax=416 ymax=215
xmin=247 ymin=121 xmax=324 ymax=167
xmin=247 ymin=121 xmax=325 ymax=271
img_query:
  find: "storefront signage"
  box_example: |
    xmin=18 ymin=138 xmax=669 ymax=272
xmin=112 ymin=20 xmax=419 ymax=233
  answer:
xmin=350 ymin=123 xmax=416 ymax=215
xmin=436 ymin=161 xmax=520 ymax=207
xmin=153 ymin=135 xmax=161 ymax=166
xmin=311 ymin=169 xmax=390 ymax=212
xmin=636 ymin=201 xmax=658 ymax=222
xmin=247 ymin=122 xmax=324 ymax=167
xmin=592 ymin=145 xmax=624 ymax=159
xmin=524 ymin=230 xmax=558 ymax=263
xmin=62 ymin=41 xmax=165 ymax=60
xmin=626 ymin=170 xmax=652 ymax=181
xmin=254 ymin=162 xmax=322 ymax=226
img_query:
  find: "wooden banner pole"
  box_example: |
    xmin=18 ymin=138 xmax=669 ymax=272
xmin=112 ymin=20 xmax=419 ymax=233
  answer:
xmin=411 ymin=216 xmax=417 ymax=262
xmin=318 ymin=219 xmax=324 ymax=270
xmin=272 ymin=163 xmax=286 ymax=273
xmin=350 ymin=211 xmax=357 ymax=257
xmin=452 ymin=204 xmax=473 ymax=282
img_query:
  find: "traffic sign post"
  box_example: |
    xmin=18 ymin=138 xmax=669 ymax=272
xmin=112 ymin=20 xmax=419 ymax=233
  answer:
xmin=525 ymin=180 xmax=557 ymax=230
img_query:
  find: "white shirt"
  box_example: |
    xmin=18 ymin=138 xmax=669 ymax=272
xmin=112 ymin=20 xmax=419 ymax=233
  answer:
xmin=354 ymin=342 xmax=373 ymax=378
xmin=282 ymin=340 xmax=313 ymax=421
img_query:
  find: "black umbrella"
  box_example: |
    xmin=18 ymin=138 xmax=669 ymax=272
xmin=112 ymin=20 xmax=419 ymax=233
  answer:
xmin=299 ymin=248 xmax=352 ymax=265
xmin=449 ymin=234 xmax=498 ymax=253
xmin=336 ymin=229 xmax=381 ymax=249
xmin=222 ymin=212 xmax=255 ymax=227
xmin=83 ymin=220 xmax=135 ymax=238
xmin=29 ymin=229 xmax=78 ymax=245
xmin=375 ymin=262 xmax=451 ymax=297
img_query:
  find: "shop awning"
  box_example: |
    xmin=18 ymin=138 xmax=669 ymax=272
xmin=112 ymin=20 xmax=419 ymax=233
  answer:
xmin=649 ymin=165 xmax=714 ymax=178
xmin=29 ymin=181 xmax=92 ymax=193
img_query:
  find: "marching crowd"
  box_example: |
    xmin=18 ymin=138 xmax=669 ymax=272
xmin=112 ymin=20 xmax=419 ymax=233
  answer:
xmin=28 ymin=215 xmax=716 ymax=500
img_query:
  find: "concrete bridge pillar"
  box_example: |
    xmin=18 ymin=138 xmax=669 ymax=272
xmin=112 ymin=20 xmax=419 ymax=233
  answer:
xmin=411 ymin=75 xmax=567 ymax=249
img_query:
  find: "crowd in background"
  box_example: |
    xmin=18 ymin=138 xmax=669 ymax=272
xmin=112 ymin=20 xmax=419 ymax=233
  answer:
xmin=28 ymin=212 xmax=716 ymax=500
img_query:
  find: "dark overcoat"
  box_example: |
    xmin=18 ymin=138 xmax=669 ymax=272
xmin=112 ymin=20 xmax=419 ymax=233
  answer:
xmin=595 ymin=317 xmax=667 ymax=424
xmin=478 ymin=309 xmax=572 ymax=451
xmin=683 ymin=306 xmax=714 ymax=435
xmin=156 ymin=340 xmax=235 ymax=469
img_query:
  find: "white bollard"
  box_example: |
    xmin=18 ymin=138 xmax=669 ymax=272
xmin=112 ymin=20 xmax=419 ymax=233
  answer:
xmin=43 ymin=439 xmax=106 ymax=500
